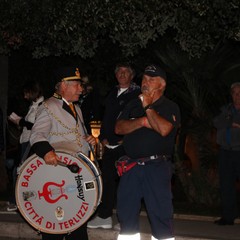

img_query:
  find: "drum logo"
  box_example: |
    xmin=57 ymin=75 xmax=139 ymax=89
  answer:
xmin=38 ymin=180 xmax=68 ymax=204
xmin=75 ymin=175 xmax=85 ymax=201
xmin=55 ymin=206 xmax=64 ymax=220
xmin=36 ymin=175 xmax=87 ymax=204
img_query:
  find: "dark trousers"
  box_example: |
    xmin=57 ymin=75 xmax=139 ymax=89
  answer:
xmin=98 ymin=145 xmax=125 ymax=219
xmin=218 ymin=149 xmax=240 ymax=221
xmin=117 ymin=160 xmax=174 ymax=239
xmin=42 ymin=223 xmax=88 ymax=240
xmin=10 ymin=141 xmax=30 ymax=205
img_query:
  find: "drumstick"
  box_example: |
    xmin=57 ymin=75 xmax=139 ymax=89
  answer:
xmin=57 ymin=161 xmax=79 ymax=174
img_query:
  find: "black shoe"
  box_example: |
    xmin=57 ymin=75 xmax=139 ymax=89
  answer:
xmin=214 ymin=218 xmax=234 ymax=225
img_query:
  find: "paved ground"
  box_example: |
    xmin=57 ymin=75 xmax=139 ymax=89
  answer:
xmin=0 ymin=201 xmax=240 ymax=240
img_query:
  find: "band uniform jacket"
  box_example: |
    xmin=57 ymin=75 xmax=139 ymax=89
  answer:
xmin=30 ymin=96 xmax=89 ymax=158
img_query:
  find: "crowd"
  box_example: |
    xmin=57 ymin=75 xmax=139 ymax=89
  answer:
xmin=1 ymin=62 xmax=240 ymax=240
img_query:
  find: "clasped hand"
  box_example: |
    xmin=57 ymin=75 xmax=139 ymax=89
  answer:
xmin=139 ymin=88 xmax=159 ymax=108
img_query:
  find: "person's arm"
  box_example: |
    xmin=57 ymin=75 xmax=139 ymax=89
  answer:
xmin=30 ymin=105 xmax=55 ymax=164
xmin=213 ymin=105 xmax=232 ymax=129
xmin=232 ymin=122 xmax=240 ymax=128
xmin=115 ymin=91 xmax=175 ymax=137
xmin=139 ymin=88 xmax=174 ymax=136
xmin=114 ymin=97 xmax=144 ymax=135
xmin=115 ymin=109 xmax=173 ymax=136
xmin=19 ymin=118 xmax=34 ymax=130
xmin=42 ymin=149 xmax=60 ymax=166
xmin=100 ymin=138 xmax=109 ymax=147
xmin=144 ymin=108 xmax=174 ymax=136
xmin=115 ymin=117 xmax=145 ymax=135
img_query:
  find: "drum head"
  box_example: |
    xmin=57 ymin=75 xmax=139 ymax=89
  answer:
xmin=16 ymin=151 xmax=102 ymax=234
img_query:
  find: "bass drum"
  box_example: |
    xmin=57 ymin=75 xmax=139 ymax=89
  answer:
xmin=16 ymin=145 xmax=102 ymax=234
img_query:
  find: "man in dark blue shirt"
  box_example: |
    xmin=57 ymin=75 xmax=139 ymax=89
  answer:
xmin=115 ymin=64 xmax=181 ymax=240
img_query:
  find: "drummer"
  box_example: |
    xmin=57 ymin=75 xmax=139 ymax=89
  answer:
xmin=30 ymin=67 xmax=96 ymax=240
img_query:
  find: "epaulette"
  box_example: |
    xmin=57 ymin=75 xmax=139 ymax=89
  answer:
xmin=53 ymin=93 xmax=62 ymax=99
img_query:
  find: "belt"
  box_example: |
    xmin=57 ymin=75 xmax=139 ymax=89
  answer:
xmin=127 ymin=154 xmax=171 ymax=165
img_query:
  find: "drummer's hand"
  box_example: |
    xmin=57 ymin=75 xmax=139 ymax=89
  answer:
xmin=84 ymin=135 xmax=97 ymax=146
xmin=44 ymin=150 xmax=60 ymax=166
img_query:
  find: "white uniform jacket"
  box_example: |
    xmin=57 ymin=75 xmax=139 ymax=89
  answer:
xmin=30 ymin=96 xmax=89 ymax=158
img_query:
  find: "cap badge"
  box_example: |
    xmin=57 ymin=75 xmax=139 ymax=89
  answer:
xmin=75 ymin=68 xmax=81 ymax=78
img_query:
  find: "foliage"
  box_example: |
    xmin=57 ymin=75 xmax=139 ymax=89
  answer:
xmin=1 ymin=0 xmax=240 ymax=201
xmin=174 ymin=149 xmax=220 ymax=206
xmin=151 ymin=39 xmax=240 ymax=206
xmin=0 ymin=0 xmax=240 ymax=58
xmin=174 ymin=81 xmax=220 ymax=206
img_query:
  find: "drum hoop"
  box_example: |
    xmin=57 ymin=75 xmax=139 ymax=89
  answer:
xmin=76 ymin=152 xmax=102 ymax=205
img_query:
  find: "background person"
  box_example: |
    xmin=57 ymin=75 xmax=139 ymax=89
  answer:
xmin=115 ymin=64 xmax=181 ymax=240
xmin=213 ymin=82 xmax=240 ymax=225
xmin=30 ymin=67 xmax=96 ymax=240
xmin=7 ymin=80 xmax=44 ymax=211
xmin=9 ymin=81 xmax=44 ymax=157
xmin=87 ymin=63 xmax=141 ymax=229
xmin=77 ymin=76 xmax=102 ymax=135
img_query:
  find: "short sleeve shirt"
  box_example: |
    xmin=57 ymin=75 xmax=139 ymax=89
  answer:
xmin=118 ymin=96 xmax=181 ymax=158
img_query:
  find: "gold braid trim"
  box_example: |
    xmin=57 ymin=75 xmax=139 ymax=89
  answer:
xmin=43 ymin=101 xmax=82 ymax=147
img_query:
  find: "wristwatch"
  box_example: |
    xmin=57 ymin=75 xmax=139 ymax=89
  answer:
xmin=144 ymin=104 xmax=154 ymax=111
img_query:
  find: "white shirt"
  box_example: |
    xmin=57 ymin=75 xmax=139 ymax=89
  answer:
xmin=20 ymin=96 xmax=44 ymax=144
